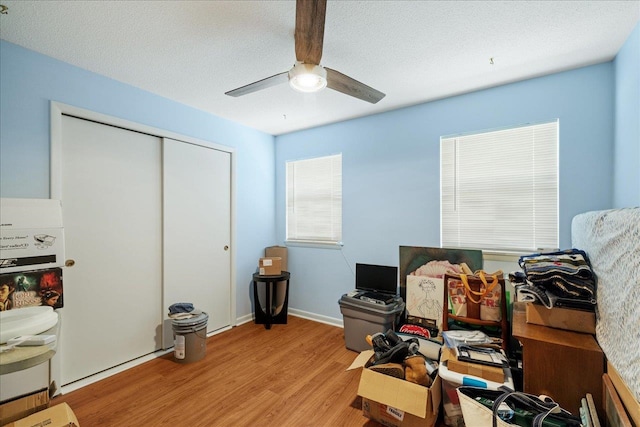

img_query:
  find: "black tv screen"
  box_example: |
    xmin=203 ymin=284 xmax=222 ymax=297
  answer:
xmin=355 ymin=263 xmax=398 ymax=294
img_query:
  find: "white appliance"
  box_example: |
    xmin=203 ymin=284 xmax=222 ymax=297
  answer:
xmin=0 ymin=198 xmax=64 ymax=400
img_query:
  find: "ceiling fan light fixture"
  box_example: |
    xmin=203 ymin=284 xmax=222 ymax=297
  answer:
xmin=288 ymin=62 xmax=327 ymax=93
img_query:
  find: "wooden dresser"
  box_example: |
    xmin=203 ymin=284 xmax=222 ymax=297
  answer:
xmin=511 ymin=302 xmax=604 ymax=418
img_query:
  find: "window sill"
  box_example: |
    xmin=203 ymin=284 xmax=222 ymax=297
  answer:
xmin=482 ymin=251 xmax=523 ymax=263
xmin=285 ymin=240 xmax=343 ymax=250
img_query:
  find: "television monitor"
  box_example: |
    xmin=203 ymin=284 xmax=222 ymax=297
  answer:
xmin=355 ymin=263 xmax=398 ymax=295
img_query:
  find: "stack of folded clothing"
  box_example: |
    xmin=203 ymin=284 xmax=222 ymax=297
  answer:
xmin=510 ymin=248 xmax=597 ymax=311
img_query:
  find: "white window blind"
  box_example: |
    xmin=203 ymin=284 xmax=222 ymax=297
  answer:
xmin=286 ymin=154 xmax=342 ymax=244
xmin=441 ymin=121 xmax=558 ymax=252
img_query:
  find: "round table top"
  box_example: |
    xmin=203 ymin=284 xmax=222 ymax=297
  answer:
xmin=253 ymin=271 xmax=290 ymax=281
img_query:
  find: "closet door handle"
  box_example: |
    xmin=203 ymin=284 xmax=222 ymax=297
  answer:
xmin=224 ymin=245 xmax=229 ymax=251
xmin=65 ymin=259 xmax=76 ymax=267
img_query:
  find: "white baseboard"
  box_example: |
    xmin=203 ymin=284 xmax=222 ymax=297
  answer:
xmin=59 ymin=326 xmax=232 ymax=396
xmin=59 ymin=311 xmax=342 ymax=395
xmin=60 ymin=350 xmax=173 ymax=395
xmin=235 ymin=313 xmax=254 ymax=326
xmin=288 ymin=308 xmax=343 ymax=328
xmin=235 ymin=309 xmax=342 ymax=329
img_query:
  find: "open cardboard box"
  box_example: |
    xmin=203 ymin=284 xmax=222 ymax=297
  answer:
xmin=348 ymin=350 xmax=441 ymax=427
xmin=4 ymin=403 xmax=78 ymax=427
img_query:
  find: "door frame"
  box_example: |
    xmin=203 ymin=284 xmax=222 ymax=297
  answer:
xmin=49 ymin=101 xmax=237 ymax=385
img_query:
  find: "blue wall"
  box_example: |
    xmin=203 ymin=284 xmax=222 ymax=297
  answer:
xmin=613 ymin=23 xmax=640 ymax=208
xmin=0 ymin=40 xmax=276 ymax=319
xmin=3 ymin=21 xmax=637 ymax=326
xmin=275 ymin=63 xmax=617 ymax=322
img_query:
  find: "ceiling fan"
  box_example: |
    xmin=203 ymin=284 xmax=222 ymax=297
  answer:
xmin=225 ymin=0 xmax=385 ymax=104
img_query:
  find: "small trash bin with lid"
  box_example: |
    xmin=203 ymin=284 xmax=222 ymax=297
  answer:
xmin=169 ymin=306 xmax=208 ymax=363
xmin=338 ymin=295 xmax=405 ymax=352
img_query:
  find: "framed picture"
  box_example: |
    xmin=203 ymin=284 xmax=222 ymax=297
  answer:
xmin=399 ymin=246 xmax=482 ymax=331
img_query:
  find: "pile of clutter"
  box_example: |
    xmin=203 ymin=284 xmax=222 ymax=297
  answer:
xmin=509 ymin=248 xmax=596 ymax=310
xmin=365 ymin=329 xmax=439 ymax=387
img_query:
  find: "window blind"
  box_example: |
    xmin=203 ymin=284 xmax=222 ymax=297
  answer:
xmin=441 ymin=121 xmax=558 ymax=252
xmin=286 ymin=154 xmax=342 ymax=244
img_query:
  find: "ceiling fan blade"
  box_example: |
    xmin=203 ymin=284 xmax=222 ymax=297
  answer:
xmin=325 ymin=68 xmax=385 ymax=104
xmin=295 ymin=0 xmax=326 ymax=65
xmin=225 ymin=71 xmax=289 ymax=97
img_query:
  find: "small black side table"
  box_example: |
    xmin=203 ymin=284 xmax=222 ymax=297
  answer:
xmin=252 ymin=271 xmax=290 ymax=329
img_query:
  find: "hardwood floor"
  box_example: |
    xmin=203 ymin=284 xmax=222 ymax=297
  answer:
xmin=52 ymin=316 xmax=444 ymax=426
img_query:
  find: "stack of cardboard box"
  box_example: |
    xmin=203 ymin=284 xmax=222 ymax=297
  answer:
xmin=258 ymin=245 xmax=288 ymax=276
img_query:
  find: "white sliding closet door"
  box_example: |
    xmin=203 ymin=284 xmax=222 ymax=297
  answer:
xmin=163 ymin=138 xmax=232 ymax=334
xmin=58 ymin=115 xmax=163 ymax=385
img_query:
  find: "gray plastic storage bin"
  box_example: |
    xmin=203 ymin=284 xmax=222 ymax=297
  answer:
xmin=338 ymin=295 xmax=405 ymax=352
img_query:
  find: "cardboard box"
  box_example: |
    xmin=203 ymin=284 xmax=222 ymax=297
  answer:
xmin=265 ymin=246 xmax=287 ymax=271
xmin=525 ymin=303 xmax=596 ymax=334
xmin=258 ymin=257 xmax=281 ymax=275
xmin=0 ymin=389 xmax=49 ymax=426
xmin=348 ymin=351 xmax=441 ymax=427
xmin=440 ymin=346 xmax=505 ymax=384
xmin=4 ymin=403 xmax=78 ymax=427
xmin=0 ymin=267 xmax=64 ymax=309
xmin=0 ymin=199 xmax=65 ymax=274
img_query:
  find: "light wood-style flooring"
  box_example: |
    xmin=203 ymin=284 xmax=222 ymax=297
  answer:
xmin=52 ymin=316 xmax=446 ymax=426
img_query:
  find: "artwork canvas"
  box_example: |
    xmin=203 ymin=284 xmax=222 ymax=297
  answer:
xmin=399 ymin=246 xmax=483 ymax=331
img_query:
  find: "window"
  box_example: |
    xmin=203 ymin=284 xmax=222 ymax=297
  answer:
xmin=286 ymin=154 xmax=342 ymax=245
xmin=441 ymin=121 xmax=558 ymax=253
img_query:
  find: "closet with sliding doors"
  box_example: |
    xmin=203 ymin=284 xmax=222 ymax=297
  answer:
xmin=51 ymin=103 xmax=233 ymax=387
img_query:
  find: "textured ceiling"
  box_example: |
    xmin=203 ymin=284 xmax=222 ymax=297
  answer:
xmin=0 ymin=1 xmax=638 ymax=135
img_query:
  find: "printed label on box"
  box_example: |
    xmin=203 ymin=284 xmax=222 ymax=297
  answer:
xmin=263 ymin=259 xmax=272 ymax=266
xmin=387 ymin=405 xmax=405 ymax=421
